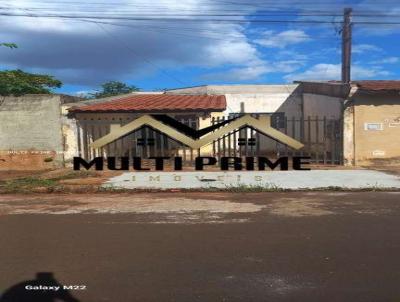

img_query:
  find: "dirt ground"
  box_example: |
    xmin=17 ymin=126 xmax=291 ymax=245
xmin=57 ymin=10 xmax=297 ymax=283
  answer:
xmin=0 ymin=169 xmax=120 ymax=193
xmin=1 ymin=192 xmax=400 ymax=302
xmin=0 ymin=170 xmax=44 ymax=181
xmin=0 ymin=191 xmax=399 ymax=218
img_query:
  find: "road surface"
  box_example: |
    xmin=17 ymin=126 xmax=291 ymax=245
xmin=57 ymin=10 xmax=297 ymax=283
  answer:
xmin=0 ymin=192 xmax=399 ymax=302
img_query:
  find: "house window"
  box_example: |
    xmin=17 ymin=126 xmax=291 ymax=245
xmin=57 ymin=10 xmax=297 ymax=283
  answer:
xmin=364 ymin=123 xmax=383 ymax=131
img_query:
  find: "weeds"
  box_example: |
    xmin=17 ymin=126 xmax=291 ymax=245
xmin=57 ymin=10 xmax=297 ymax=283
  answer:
xmin=0 ymin=170 xmax=98 ymax=193
xmin=0 ymin=177 xmax=57 ymax=193
xmin=222 ymin=183 xmax=285 ymax=192
xmin=47 ymin=170 xmax=99 ymax=181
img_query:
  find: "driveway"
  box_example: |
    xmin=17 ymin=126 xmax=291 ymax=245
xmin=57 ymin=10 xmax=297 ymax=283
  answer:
xmin=104 ymin=170 xmax=400 ymax=189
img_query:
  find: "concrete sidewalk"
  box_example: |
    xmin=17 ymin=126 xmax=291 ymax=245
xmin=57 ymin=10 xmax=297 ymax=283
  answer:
xmin=104 ymin=170 xmax=400 ymax=190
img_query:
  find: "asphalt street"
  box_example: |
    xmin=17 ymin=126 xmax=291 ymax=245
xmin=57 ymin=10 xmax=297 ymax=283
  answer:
xmin=0 ymin=192 xmax=399 ymax=302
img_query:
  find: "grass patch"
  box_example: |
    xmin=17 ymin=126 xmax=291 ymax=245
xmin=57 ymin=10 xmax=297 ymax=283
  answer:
xmin=0 ymin=170 xmax=99 ymax=193
xmin=222 ymin=183 xmax=285 ymax=192
xmin=47 ymin=170 xmax=99 ymax=181
xmin=0 ymin=177 xmax=58 ymax=193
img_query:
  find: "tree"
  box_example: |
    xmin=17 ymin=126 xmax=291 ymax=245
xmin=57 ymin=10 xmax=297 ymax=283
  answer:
xmin=90 ymin=81 xmax=140 ymax=98
xmin=0 ymin=69 xmax=62 ymax=96
xmin=0 ymin=43 xmax=18 ymax=49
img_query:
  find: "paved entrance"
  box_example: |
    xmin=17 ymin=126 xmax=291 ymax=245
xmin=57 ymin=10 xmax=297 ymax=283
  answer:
xmin=104 ymin=170 xmax=400 ymax=190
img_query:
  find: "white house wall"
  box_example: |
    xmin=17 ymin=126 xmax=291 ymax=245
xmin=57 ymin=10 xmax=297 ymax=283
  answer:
xmin=167 ymin=84 xmax=303 ymax=118
xmin=224 ymin=92 xmax=302 ymax=117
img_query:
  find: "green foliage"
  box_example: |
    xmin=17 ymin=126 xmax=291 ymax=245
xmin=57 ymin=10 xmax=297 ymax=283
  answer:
xmin=0 ymin=43 xmax=18 ymax=49
xmin=90 ymin=81 xmax=140 ymax=98
xmin=0 ymin=177 xmax=57 ymax=193
xmin=0 ymin=69 xmax=62 ymax=96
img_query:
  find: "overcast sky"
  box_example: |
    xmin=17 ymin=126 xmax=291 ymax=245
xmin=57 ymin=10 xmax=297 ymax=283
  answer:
xmin=1 ymin=0 xmax=399 ymax=94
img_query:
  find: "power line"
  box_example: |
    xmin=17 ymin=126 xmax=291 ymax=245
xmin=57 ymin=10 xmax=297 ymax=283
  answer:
xmin=92 ymin=21 xmax=189 ymax=86
xmin=2 ymin=12 xmax=400 ymax=25
xmin=3 ymin=7 xmax=400 ymax=18
xmin=75 ymin=18 xmax=344 ymax=43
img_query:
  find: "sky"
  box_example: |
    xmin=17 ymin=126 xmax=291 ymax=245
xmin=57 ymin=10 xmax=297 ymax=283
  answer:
xmin=0 ymin=0 xmax=400 ymax=95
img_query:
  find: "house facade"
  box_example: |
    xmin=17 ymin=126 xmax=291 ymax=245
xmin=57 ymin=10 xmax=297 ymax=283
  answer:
xmin=295 ymin=80 xmax=400 ymax=166
xmin=343 ymin=81 xmax=400 ymax=166
xmin=66 ymin=86 xmax=344 ymax=165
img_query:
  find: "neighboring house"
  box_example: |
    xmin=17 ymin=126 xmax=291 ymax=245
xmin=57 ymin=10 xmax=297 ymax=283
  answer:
xmin=295 ymin=80 xmax=400 ymax=166
xmin=0 ymin=94 xmax=82 ymax=170
xmin=343 ymin=81 xmax=400 ymax=166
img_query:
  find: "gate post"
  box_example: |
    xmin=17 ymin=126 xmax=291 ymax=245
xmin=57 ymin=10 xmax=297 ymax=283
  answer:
xmin=343 ymin=103 xmax=355 ymax=166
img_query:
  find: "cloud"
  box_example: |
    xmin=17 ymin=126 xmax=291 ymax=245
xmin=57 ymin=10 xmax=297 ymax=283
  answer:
xmin=255 ymin=30 xmax=311 ymax=48
xmin=203 ymin=28 xmax=261 ymax=66
xmin=0 ymin=0 xmax=263 ymax=87
xmin=352 ymin=0 xmax=400 ymax=36
xmin=275 ymin=50 xmax=308 ymax=61
xmin=284 ymin=63 xmax=390 ymax=82
xmin=204 ymin=65 xmax=271 ymax=82
xmin=75 ymin=90 xmax=95 ymax=97
xmin=1 ymin=0 xmax=397 ymax=90
xmin=352 ymin=44 xmax=382 ymax=54
xmin=202 ymin=60 xmax=305 ymax=81
xmin=371 ymin=57 xmax=399 ymax=64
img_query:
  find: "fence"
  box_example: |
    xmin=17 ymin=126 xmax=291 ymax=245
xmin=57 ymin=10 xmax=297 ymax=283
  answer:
xmin=77 ymin=116 xmax=200 ymax=162
xmin=211 ymin=114 xmax=343 ymax=165
xmin=77 ymin=113 xmax=343 ymax=165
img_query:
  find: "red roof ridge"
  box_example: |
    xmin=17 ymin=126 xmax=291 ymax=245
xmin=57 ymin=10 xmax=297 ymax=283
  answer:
xmin=352 ymin=80 xmax=400 ymax=91
xmin=69 ymin=94 xmax=226 ymax=113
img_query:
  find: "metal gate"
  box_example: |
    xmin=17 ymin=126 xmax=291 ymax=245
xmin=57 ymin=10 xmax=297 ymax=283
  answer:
xmin=77 ymin=114 xmax=343 ymax=165
xmin=211 ymin=114 xmax=343 ymax=165
xmin=77 ymin=116 xmax=200 ymax=162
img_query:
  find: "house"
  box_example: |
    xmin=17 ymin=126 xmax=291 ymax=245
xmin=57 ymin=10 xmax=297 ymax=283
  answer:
xmin=167 ymin=84 xmax=344 ymax=164
xmin=65 ymin=85 xmax=345 ymax=165
xmin=67 ymin=93 xmax=227 ymax=161
xmin=166 ymin=84 xmax=342 ymax=119
xmin=294 ymin=80 xmax=400 ymax=166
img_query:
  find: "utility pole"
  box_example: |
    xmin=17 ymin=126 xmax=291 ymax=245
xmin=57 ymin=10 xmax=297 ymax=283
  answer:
xmin=341 ymin=7 xmax=352 ymax=83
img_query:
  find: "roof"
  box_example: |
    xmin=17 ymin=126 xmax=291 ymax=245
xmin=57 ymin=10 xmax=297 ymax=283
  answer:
xmin=352 ymin=80 xmax=400 ymax=91
xmin=297 ymin=80 xmax=400 ymax=95
xmin=68 ymin=94 xmax=226 ymax=113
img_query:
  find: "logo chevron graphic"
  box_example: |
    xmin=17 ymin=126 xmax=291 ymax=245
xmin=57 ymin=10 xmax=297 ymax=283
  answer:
xmin=90 ymin=114 xmax=304 ymax=150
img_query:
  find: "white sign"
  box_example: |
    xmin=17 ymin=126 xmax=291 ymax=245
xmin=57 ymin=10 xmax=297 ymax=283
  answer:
xmin=364 ymin=123 xmax=383 ymax=131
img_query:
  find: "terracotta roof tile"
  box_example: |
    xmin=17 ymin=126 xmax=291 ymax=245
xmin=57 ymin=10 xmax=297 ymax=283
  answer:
xmin=353 ymin=80 xmax=400 ymax=91
xmin=69 ymin=94 xmax=226 ymax=112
